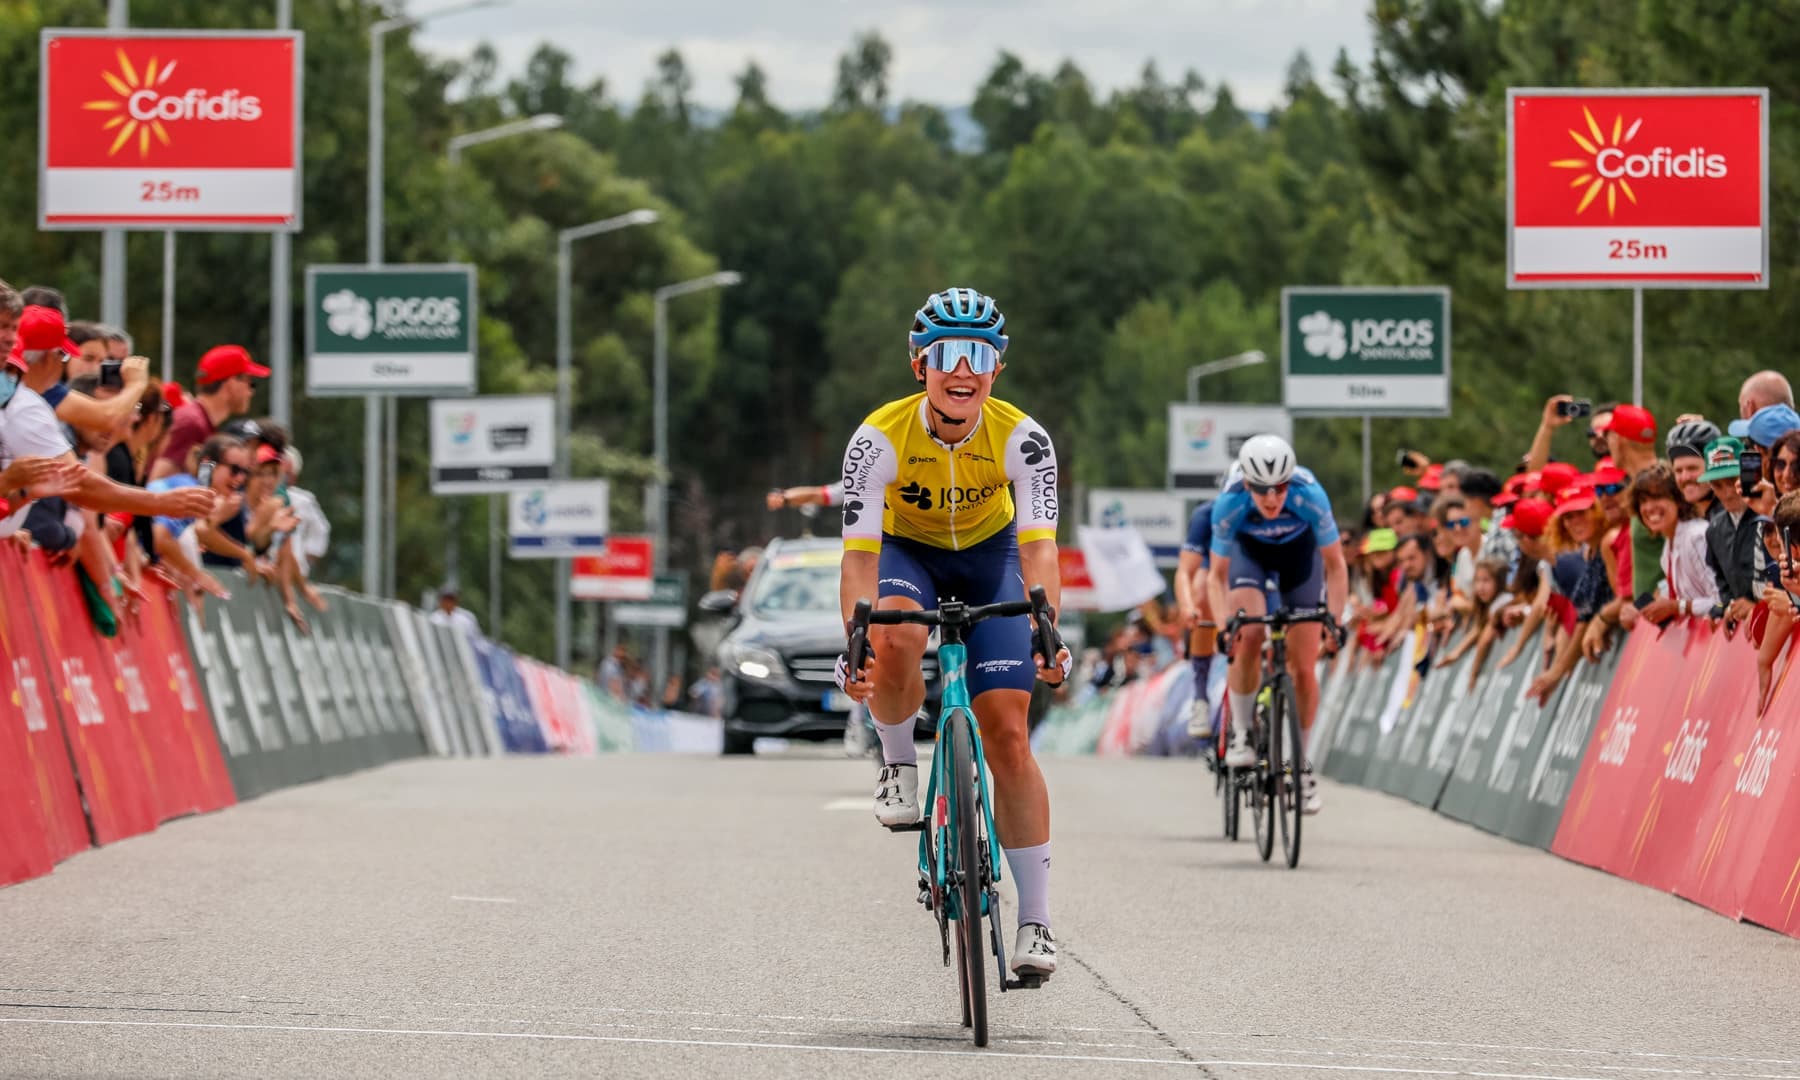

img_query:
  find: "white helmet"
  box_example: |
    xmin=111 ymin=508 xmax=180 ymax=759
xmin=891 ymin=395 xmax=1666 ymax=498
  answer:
xmin=1238 ymin=434 xmax=1296 ymax=488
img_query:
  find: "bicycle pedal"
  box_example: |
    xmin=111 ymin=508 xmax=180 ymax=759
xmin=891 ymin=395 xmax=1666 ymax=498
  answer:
xmin=1004 ymin=973 xmax=1045 ymax=991
xmin=884 ymin=820 xmax=925 ymax=833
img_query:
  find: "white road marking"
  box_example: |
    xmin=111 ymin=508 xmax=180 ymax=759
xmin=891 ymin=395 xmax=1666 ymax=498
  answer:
xmin=449 ymin=896 xmax=518 ymax=904
xmin=821 ymin=798 xmax=866 ymax=811
xmin=0 ymin=1016 xmax=1785 ymax=1078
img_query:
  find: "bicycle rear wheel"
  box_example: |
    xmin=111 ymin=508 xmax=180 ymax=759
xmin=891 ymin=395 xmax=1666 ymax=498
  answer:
xmin=948 ymin=710 xmax=988 ymax=1047
xmin=1275 ymin=674 xmax=1304 ymax=869
xmin=1255 ymin=687 xmax=1277 ymax=863
xmin=1222 ymin=765 xmax=1240 ymax=841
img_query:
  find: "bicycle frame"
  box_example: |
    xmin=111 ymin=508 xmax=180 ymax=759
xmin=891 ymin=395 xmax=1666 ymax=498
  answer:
xmin=918 ymin=640 xmax=1003 ymax=917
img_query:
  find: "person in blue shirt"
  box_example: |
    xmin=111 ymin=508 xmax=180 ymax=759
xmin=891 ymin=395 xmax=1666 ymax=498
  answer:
xmin=1206 ymin=435 xmax=1349 ymax=814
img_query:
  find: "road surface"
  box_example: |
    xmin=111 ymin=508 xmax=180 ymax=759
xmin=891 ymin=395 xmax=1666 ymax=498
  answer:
xmin=1 ymin=750 xmax=1796 ymax=1078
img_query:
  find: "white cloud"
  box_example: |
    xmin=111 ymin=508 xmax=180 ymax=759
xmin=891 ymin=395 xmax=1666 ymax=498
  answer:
xmin=410 ymin=0 xmax=1373 ymax=112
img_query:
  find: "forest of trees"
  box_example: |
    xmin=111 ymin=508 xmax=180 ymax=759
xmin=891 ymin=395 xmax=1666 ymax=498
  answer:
xmin=3 ymin=1 xmax=1795 ymax=663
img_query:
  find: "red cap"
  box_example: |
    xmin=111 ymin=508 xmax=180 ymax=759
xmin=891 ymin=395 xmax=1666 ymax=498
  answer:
xmin=8 ymin=305 xmax=77 ymax=364
xmin=1492 ymin=491 xmax=1521 ymax=509
xmin=1502 ymin=497 xmax=1555 ymax=538
xmin=1553 ymin=484 xmax=1597 ymax=516
xmin=1420 ymin=464 xmax=1445 ymax=491
xmin=255 ymin=443 xmax=283 ymax=465
xmin=162 ymin=382 xmax=188 ymax=409
xmin=1538 ymin=462 xmax=1581 ymax=496
xmin=1601 ymin=403 xmax=1657 ymax=445
xmin=1511 ymin=471 xmax=1540 ymax=495
xmin=197 ymin=344 xmax=270 ymax=385
xmin=1389 ymin=485 xmax=1419 ymax=504
xmin=1592 ymin=464 xmax=1628 ymax=486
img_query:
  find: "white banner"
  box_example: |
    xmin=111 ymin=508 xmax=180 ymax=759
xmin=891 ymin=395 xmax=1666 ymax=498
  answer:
xmin=1166 ymin=404 xmax=1292 ymax=493
xmin=429 ymin=396 xmax=554 ymax=494
xmin=1076 ymin=525 xmax=1166 ymax=614
xmin=508 ymin=481 xmax=609 ymax=559
xmin=1086 ymin=489 xmax=1187 ymax=566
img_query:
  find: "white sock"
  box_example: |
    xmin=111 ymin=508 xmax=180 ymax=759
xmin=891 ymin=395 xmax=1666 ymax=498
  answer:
xmin=1229 ymin=690 xmax=1255 ymax=740
xmin=874 ymin=711 xmax=918 ymax=766
xmin=1005 ymin=842 xmax=1051 ymax=930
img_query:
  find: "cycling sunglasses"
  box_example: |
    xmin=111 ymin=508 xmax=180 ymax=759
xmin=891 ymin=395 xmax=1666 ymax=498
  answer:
xmin=917 ymin=339 xmax=1002 ymax=376
xmin=1247 ymin=481 xmax=1289 ymax=497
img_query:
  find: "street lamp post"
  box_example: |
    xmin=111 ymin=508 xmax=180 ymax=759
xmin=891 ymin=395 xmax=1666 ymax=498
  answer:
xmin=551 ymin=209 xmax=661 ymax=670
xmin=1185 ymin=349 xmax=1267 ymax=403
xmin=444 ymin=113 xmax=565 ymax=636
xmin=648 ymin=271 xmax=741 ymax=691
xmin=364 ymin=0 xmax=503 ymax=598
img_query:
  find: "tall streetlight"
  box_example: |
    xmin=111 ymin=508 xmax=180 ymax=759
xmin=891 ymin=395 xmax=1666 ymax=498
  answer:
xmin=443 ymin=114 xmax=566 ymax=635
xmin=1185 ymin=349 xmax=1267 ymax=403
xmin=648 ymin=271 xmax=741 ymax=690
xmin=364 ymin=0 xmax=504 ymax=599
xmin=552 ymin=209 xmax=662 ymax=670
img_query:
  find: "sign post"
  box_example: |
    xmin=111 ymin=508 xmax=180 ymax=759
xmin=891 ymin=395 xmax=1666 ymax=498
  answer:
xmin=428 ymin=396 xmax=555 ymax=494
xmin=1166 ymin=404 xmax=1293 ymax=494
xmin=507 ymin=482 xmax=610 ymax=559
xmin=306 ymin=265 xmax=476 ymax=396
xmin=1507 ymin=88 xmax=1769 ymax=404
xmin=1281 ymin=287 xmax=1452 ymax=506
xmin=40 ymin=30 xmax=303 ymax=230
xmin=613 ymin=575 xmax=688 ymax=629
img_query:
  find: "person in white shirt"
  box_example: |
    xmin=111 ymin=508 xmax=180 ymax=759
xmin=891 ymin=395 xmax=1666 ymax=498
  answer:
xmin=1628 ymin=463 xmax=1717 ymax=623
xmin=428 ymin=585 xmax=481 ymax=636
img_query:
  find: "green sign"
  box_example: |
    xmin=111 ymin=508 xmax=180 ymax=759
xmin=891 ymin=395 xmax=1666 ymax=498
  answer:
xmin=305 ymin=263 xmax=477 ymax=396
xmin=614 ymin=575 xmax=688 ymax=628
xmin=1281 ymin=286 xmax=1451 ymax=415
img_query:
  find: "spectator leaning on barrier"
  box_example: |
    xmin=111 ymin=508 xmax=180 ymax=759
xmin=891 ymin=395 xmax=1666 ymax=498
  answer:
xmin=1769 ymin=431 xmax=1800 ymax=500
xmin=1592 ymin=404 xmax=1665 ymax=609
xmin=151 ymin=344 xmax=267 ymax=482
xmin=9 ymin=305 xmax=151 ymax=445
xmin=1700 ymin=436 xmax=1766 ymax=625
xmin=1627 ymin=462 xmax=1718 ymax=627
xmin=1667 ymin=418 xmax=1723 ymax=522
xmin=430 ymin=585 xmax=480 ymax=635
xmin=283 ymin=446 xmax=330 ymax=610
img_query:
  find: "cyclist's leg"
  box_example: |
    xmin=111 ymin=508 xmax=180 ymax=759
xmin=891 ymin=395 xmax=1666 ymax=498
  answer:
xmin=1187 ymin=551 xmax=1218 ymax=738
xmin=1277 ymin=539 xmax=1328 ymax=751
xmin=1223 ymin=542 xmax=1273 ymax=752
xmin=869 ymin=539 xmax=937 ymax=826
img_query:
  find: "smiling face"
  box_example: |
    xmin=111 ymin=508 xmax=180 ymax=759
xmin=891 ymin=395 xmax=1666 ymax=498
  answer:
xmin=911 ymin=340 xmax=999 ymax=430
xmin=1673 ymin=456 xmax=1707 ymax=504
xmin=1564 ymin=508 xmax=1597 ymax=545
xmin=1637 ymin=495 xmax=1678 ymax=537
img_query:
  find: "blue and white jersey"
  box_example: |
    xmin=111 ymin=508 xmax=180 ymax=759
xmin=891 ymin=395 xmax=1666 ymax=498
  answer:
xmin=1209 ymin=465 xmax=1340 ymax=557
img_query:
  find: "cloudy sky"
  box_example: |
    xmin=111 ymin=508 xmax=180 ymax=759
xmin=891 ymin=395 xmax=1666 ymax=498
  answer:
xmin=412 ymin=0 xmax=1375 ymax=112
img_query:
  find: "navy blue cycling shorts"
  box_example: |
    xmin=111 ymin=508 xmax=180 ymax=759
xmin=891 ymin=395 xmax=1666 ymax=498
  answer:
xmin=877 ymin=526 xmax=1036 ymax=698
xmin=1226 ymin=531 xmax=1325 ymax=610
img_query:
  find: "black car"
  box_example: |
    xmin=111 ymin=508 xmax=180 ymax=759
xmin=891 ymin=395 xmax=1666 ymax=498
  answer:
xmin=701 ymin=537 xmax=939 ymax=755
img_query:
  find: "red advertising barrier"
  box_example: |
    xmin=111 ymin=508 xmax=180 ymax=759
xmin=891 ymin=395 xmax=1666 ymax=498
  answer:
xmin=1553 ymin=619 xmax=1800 ymax=936
xmin=18 ymin=551 xmax=160 ymax=845
xmin=0 ymin=547 xmax=91 ymax=870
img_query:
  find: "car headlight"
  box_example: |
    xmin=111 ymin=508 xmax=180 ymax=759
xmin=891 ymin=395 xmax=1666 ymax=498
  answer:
xmin=722 ymin=643 xmax=787 ymax=684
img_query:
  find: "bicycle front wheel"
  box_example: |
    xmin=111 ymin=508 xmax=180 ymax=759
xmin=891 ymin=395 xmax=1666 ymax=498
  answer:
xmin=1255 ymin=688 xmax=1277 ymax=863
xmin=948 ymin=709 xmax=988 ymax=1047
xmin=1274 ymin=674 xmax=1304 ymax=869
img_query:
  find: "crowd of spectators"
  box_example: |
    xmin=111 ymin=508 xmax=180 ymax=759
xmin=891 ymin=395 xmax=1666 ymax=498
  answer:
xmin=1340 ymin=372 xmax=1800 ymax=711
xmin=0 ymin=279 xmax=330 ymax=636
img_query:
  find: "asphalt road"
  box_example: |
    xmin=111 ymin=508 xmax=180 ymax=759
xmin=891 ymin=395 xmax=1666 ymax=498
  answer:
xmin=1 ymin=748 xmax=1797 ymax=1079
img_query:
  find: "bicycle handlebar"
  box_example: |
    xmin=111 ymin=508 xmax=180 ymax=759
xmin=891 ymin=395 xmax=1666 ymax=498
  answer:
xmin=846 ymin=585 xmax=1066 ymax=686
xmin=1218 ymin=607 xmax=1345 ymax=655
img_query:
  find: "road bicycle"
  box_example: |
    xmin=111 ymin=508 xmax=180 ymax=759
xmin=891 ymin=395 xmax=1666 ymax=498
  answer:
xmin=1218 ymin=606 xmax=1341 ymax=869
xmin=846 ymin=585 xmax=1064 ymax=1048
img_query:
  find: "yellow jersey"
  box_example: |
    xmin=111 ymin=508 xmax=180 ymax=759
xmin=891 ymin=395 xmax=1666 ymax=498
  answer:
xmin=839 ymin=393 xmax=1059 ymax=553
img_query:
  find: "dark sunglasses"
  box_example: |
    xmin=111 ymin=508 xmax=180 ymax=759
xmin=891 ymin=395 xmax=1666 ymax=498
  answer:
xmin=221 ymin=463 xmax=250 ymax=477
xmin=1247 ymin=481 xmax=1289 ymax=497
xmin=1777 ymin=456 xmax=1800 ymax=475
xmin=1445 ymin=516 xmax=1473 ymax=530
xmin=1595 ymin=482 xmax=1626 ymax=497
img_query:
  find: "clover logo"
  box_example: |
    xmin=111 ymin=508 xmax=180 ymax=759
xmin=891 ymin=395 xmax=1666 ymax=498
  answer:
xmin=323 ymin=289 xmax=374 ymax=340
xmin=841 ymin=499 xmax=865 ymax=526
xmin=1020 ymin=430 xmax=1052 ymax=466
xmin=898 ymin=482 xmax=934 ymax=510
xmin=1298 ymin=310 xmax=1346 ymax=360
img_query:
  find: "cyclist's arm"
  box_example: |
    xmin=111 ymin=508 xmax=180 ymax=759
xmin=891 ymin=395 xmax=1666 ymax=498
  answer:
xmin=838 ymin=424 xmax=896 ymax=626
xmin=1019 ymin=537 xmax=1062 ymax=620
xmin=1175 ymin=549 xmax=1204 ymax=622
xmin=1206 ymin=554 xmax=1234 ymax=631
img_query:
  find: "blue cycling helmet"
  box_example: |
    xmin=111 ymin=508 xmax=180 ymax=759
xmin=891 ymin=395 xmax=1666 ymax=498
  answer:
xmin=908 ymin=287 xmax=1009 ymax=353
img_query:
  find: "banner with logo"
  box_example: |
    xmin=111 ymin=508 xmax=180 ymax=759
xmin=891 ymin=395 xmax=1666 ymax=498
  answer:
xmin=1507 ymin=88 xmax=1768 ymax=288
xmin=1166 ymin=404 xmax=1292 ymax=492
xmin=1086 ymin=489 xmax=1187 ymax=566
xmin=429 ymin=395 xmax=555 ymax=493
xmin=1281 ymin=287 xmax=1451 ymax=415
xmin=305 ymin=264 xmax=477 ymax=395
xmin=39 ymin=30 xmax=303 ymax=230
xmin=0 ymin=548 xmax=88 ymax=877
xmin=571 ymin=535 xmax=654 ymax=601
xmin=614 ymin=574 xmax=689 ymax=628
xmin=508 ymin=480 xmax=610 ymax=558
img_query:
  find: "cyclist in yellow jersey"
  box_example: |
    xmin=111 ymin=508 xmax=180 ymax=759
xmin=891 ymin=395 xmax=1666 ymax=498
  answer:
xmin=836 ymin=287 xmax=1070 ymax=980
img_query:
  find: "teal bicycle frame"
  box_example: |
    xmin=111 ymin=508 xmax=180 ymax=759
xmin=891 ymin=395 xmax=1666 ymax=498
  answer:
xmin=918 ymin=642 xmax=1002 ymax=919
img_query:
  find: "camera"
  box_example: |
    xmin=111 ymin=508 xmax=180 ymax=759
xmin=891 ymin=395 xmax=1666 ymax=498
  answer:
xmin=98 ymin=361 xmax=124 ymax=390
xmin=1556 ymin=398 xmax=1593 ymax=419
xmin=1740 ymin=450 xmax=1764 ymax=499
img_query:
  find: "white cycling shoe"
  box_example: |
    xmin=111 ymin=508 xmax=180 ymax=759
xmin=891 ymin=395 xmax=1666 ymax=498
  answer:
xmin=1223 ymin=731 xmax=1257 ymax=769
xmin=873 ymin=764 xmax=921 ymax=827
xmin=1185 ymin=697 xmax=1212 ymax=739
xmin=1011 ymin=924 xmax=1057 ymax=979
xmin=1302 ymin=773 xmax=1322 ymax=815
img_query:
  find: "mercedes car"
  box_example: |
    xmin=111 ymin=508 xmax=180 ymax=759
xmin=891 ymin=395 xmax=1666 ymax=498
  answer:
xmin=702 ymin=537 xmax=939 ymax=755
